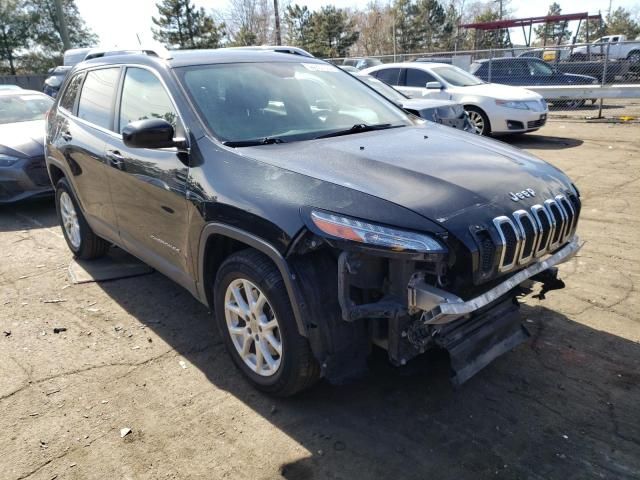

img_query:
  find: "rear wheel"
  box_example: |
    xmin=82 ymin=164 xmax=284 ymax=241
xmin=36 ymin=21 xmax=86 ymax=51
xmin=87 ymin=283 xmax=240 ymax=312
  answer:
xmin=55 ymin=178 xmax=109 ymax=260
xmin=465 ymin=106 xmax=490 ymax=135
xmin=213 ymin=249 xmax=320 ymax=396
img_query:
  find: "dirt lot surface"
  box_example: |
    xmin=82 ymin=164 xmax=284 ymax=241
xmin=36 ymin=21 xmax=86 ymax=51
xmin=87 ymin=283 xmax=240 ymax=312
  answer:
xmin=1 ymin=121 xmax=639 ymax=480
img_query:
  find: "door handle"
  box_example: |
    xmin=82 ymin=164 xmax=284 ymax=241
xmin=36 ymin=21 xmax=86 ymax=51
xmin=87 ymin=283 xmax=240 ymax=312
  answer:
xmin=61 ymin=131 xmax=72 ymax=141
xmin=106 ymin=150 xmax=126 ymax=170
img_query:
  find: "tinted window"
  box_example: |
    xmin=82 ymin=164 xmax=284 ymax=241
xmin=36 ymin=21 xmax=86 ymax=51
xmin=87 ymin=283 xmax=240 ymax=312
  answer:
xmin=374 ymin=68 xmax=401 ymax=85
xmin=528 ymin=60 xmax=554 ymax=76
xmin=59 ymin=73 xmax=84 ymax=112
xmin=77 ymin=68 xmax=120 ymax=129
xmin=119 ymin=68 xmax=177 ymax=133
xmin=405 ymin=68 xmax=436 ymax=87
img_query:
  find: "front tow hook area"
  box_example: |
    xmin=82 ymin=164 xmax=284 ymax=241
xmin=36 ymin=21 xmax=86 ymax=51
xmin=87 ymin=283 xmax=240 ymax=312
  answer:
xmin=431 ymin=296 xmax=529 ymax=386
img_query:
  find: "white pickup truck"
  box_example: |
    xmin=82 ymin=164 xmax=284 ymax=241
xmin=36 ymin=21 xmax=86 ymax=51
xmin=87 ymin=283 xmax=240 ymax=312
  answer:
xmin=572 ymin=35 xmax=640 ymax=62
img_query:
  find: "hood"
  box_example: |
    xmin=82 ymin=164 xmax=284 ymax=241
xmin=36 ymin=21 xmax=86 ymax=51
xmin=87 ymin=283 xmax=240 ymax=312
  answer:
xmin=0 ymin=120 xmax=45 ymax=158
xmin=451 ymin=83 xmax=542 ymax=101
xmin=237 ymin=123 xmax=574 ymax=227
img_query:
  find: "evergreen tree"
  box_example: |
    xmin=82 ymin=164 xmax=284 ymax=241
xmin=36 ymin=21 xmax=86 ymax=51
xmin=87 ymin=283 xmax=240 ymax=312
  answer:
xmin=284 ymin=4 xmax=313 ymax=49
xmin=606 ymin=7 xmax=640 ymax=39
xmin=534 ymin=3 xmax=572 ymax=45
xmin=308 ymin=6 xmax=359 ymax=58
xmin=152 ymin=0 xmax=225 ymax=49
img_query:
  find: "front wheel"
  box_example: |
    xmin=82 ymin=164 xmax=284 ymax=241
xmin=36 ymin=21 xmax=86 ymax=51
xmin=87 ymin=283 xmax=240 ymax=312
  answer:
xmin=465 ymin=106 xmax=490 ymax=135
xmin=627 ymin=51 xmax=640 ymax=64
xmin=55 ymin=178 xmax=109 ymax=259
xmin=213 ymin=249 xmax=320 ymax=396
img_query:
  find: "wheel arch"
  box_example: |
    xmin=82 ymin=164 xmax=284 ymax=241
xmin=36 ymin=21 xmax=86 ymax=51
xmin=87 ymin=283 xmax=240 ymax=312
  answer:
xmin=463 ymin=104 xmax=492 ymax=134
xmin=48 ymin=163 xmax=66 ymax=187
xmin=198 ymin=223 xmax=308 ymax=337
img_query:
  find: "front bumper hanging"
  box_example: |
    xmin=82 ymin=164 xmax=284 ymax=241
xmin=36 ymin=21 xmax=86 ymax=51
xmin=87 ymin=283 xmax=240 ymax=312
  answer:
xmin=408 ymin=236 xmax=582 ymax=325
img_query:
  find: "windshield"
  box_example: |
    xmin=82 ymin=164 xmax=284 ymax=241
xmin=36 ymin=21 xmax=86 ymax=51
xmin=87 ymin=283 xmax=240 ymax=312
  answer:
xmin=178 ymin=62 xmax=410 ymax=144
xmin=358 ymin=75 xmax=407 ymax=103
xmin=432 ymin=66 xmax=484 ymax=87
xmin=0 ymin=94 xmax=53 ymax=125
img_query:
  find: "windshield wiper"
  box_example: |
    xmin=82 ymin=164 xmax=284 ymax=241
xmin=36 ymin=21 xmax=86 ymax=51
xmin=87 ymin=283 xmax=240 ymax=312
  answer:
xmin=314 ymin=123 xmax=402 ymax=140
xmin=222 ymin=137 xmax=286 ymax=147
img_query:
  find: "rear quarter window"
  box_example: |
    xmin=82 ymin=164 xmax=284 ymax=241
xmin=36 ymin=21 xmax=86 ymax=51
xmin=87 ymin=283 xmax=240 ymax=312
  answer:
xmin=59 ymin=73 xmax=84 ymax=112
xmin=77 ymin=68 xmax=120 ymax=130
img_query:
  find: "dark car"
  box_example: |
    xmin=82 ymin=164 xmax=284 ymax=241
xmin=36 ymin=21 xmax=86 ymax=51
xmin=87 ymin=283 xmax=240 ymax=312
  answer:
xmin=0 ymin=90 xmax=54 ymax=202
xmin=356 ymin=74 xmax=471 ymax=131
xmin=470 ymin=57 xmax=598 ymax=87
xmin=43 ymin=66 xmax=72 ymax=98
xmin=46 ymin=50 xmax=582 ymax=395
xmin=342 ymin=57 xmax=382 ymax=70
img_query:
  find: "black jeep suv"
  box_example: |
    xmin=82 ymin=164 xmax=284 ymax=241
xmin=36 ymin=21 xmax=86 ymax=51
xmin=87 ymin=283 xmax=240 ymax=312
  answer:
xmin=46 ymin=50 xmax=581 ymax=395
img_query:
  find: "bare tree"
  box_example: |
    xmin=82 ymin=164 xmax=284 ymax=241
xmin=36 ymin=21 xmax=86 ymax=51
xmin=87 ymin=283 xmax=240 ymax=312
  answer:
xmin=226 ymin=0 xmax=273 ymax=46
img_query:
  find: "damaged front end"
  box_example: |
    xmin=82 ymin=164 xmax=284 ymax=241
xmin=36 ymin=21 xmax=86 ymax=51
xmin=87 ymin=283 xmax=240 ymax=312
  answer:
xmin=291 ymin=208 xmax=582 ymax=386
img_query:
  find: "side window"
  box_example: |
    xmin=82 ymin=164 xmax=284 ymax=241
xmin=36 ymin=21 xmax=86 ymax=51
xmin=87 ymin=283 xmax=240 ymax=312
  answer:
xmin=405 ymin=68 xmax=436 ymax=87
xmin=77 ymin=68 xmax=120 ymax=130
xmin=118 ymin=68 xmax=177 ymax=133
xmin=374 ymin=68 xmax=401 ymax=86
xmin=59 ymin=73 xmax=84 ymax=112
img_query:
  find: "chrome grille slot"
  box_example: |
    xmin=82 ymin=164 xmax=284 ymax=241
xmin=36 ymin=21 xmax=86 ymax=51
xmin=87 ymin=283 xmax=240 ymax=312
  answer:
xmin=513 ymin=210 xmax=538 ymax=264
xmin=531 ymin=204 xmax=552 ymax=256
xmin=544 ymin=199 xmax=566 ymax=250
xmin=491 ymin=192 xmax=580 ymax=273
xmin=556 ymin=194 xmax=576 ymax=242
xmin=492 ymin=216 xmax=521 ymax=272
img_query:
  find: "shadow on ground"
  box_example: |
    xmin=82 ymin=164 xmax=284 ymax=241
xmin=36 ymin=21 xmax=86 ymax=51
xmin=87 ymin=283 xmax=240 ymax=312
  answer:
xmin=93 ymin=267 xmax=640 ymax=480
xmin=503 ymin=134 xmax=584 ymax=151
xmin=0 ymin=196 xmax=57 ymax=232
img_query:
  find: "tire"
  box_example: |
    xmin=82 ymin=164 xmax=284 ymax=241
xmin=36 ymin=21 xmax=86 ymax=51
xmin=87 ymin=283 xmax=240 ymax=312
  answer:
xmin=213 ymin=249 xmax=320 ymax=396
xmin=465 ymin=106 xmax=491 ymax=136
xmin=55 ymin=178 xmax=110 ymax=260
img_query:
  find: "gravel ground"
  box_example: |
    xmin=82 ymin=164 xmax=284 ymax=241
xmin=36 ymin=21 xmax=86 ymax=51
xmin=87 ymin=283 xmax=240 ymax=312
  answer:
xmin=1 ymin=120 xmax=639 ymax=480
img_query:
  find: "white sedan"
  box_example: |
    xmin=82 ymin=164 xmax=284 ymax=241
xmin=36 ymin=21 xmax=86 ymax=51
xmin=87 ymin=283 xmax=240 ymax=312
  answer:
xmin=361 ymin=62 xmax=548 ymax=136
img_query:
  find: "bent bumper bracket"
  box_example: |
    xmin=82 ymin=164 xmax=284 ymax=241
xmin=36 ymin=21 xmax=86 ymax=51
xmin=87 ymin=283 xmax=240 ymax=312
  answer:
xmin=408 ymin=236 xmax=582 ymax=325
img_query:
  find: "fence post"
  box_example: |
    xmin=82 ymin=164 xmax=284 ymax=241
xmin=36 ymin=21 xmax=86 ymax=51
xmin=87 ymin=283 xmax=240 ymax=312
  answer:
xmin=597 ymin=42 xmax=610 ymax=119
xmin=488 ymin=49 xmax=493 ymax=83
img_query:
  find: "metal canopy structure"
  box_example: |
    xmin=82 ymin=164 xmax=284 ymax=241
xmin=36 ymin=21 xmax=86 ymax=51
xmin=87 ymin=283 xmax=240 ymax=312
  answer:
xmin=459 ymin=12 xmax=603 ymax=47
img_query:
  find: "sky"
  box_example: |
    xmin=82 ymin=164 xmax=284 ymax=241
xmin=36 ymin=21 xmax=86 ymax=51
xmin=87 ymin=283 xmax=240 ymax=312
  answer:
xmin=76 ymin=0 xmax=640 ymax=49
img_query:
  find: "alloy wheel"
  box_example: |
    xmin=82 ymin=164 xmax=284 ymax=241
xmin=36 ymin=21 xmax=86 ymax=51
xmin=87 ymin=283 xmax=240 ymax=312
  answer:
xmin=59 ymin=191 xmax=81 ymax=249
xmin=224 ymin=278 xmax=282 ymax=377
xmin=466 ymin=110 xmax=485 ymax=135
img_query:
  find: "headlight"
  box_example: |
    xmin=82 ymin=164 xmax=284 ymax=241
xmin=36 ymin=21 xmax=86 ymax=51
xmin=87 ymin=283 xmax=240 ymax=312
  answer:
xmin=310 ymin=210 xmax=447 ymax=253
xmin=0 ymin=154 xmax=20 ymax=167
xmin=495 ymin=100 xmax=530 ymax=110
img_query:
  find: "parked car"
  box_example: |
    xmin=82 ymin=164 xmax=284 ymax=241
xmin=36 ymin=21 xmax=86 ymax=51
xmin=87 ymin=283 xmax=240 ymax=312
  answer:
xmin=0 ymin=90 xmax=54 ymax=202
xmin=63 ymin=47 xmax=93 ymax=66
xmin=0 ymin=85 xmax=22 ymax=91
xmin=571 ymin=35 xmax=640 ymax=63
xmin=342 ymin=57 xmax=382 ymax=70
xmin=339 ymin=65 xmax=360 ymax=73
xmin=356 ymin=74 xmax=471 ymax=131
xmin=362 ymin=62 xmax=548 ymax=136
xmin=414 ymin=57 xmax=453 ymax=64
xmin=470 ymin=58 xmax=598 ymax=87
xmin=43 ymin=66 xmax=72 ymax=98
xmin=471 ymin=58 xmax=598 ymax=109
xmin=46 ymin=50 xmax=582 ymax=395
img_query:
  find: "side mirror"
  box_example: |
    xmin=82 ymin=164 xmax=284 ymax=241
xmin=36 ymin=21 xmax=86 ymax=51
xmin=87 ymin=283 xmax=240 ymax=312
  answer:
xmin=426 ymin=81 xmax=443 ymax=90
xmin=122 ymin=118 xmax=177 ymax=149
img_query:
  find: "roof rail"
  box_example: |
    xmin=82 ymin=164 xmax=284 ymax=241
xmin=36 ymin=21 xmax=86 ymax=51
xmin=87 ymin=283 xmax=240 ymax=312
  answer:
xmin=84 ymin=45 xmax=173 ymax=61
xmin=221 ymin=45 xmax=314 ymax=58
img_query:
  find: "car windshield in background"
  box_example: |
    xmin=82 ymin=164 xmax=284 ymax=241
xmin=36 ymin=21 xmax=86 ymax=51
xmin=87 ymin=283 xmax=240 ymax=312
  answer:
xmin=432 ymin=66 xmax=484 ymax=87
xmin=358 ymin=76 xmax=407 ymax=104
xmin=0 ymin=94 xmax=52 ymax=125
xmin=178 ymin=62 xmax=410 ymax=145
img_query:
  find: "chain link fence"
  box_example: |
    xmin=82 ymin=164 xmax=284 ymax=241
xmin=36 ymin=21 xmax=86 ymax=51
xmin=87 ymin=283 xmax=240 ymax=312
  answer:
xmin=329 ymin=41 xmax=640 ymax=120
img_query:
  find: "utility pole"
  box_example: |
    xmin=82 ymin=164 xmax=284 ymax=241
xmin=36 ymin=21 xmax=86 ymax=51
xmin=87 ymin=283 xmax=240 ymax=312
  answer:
xmin=274 ymin=0 xmax=282 ymax=45
xmin=53 ymin=0 xmax=71 ymax=50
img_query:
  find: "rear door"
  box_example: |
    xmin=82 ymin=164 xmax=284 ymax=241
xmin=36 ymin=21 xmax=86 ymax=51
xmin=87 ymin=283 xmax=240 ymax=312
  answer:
xmin=371 ymin=68 xmax=402 ymax=86
xmin=49 ymin=67 xmax=121 ymax=241
xmin=105 ymin=66 xmax=192 ymax=288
